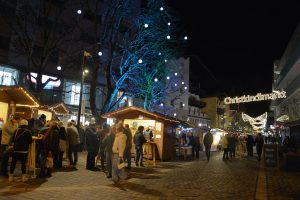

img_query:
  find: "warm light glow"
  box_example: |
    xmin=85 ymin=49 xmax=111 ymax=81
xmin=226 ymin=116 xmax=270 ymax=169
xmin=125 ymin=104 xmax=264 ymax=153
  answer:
xmin=182 ymin=103 xmax=185 ymax=107
xmin=77 ymin=9 xmax=82 ymax=14
xmin=198 ymin=123 xmax=202 ymax=127
xmin=84 ymin=69 xmax=89 ymax=73
xmin=224 ymin=91 xmax=287 ymax=104
xmin=98 ymin=51 xmax=103 ymax=56
xmin=174 ymin=113 xmax=177 ymax=116
xmin=57 ymin=66 xmax=62 ymax=71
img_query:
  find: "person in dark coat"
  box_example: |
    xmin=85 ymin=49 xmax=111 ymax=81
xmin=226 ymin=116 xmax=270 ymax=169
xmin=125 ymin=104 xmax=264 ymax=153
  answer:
xmin=8 ymin=119 xmax=32 ymax=182
xmin=134 ymin=126 xmax=146 ymax=167
xmin=203 ymin=131 xmax=213 ymax=161
xmin=97 ymin=123 xmax=110 ymax=171
xmin=123 ymin=124 xmax=132 ymax=169
xmin=255 ymin=133 xmax=264 ymax=161
xmin=228 ymin=133 xmax=237 ymax=159
xmin=57 ymin=121 xmax=67 ymax=168
xmin=85 ymin=124 xmax=100 ymax=170
xmin=245 ymin=134 xmax=254 ymax=157
xmin=44 ymin=121 xmax=60 ymax=171
xmin=103 ymin=125 xmax=115 ymax=178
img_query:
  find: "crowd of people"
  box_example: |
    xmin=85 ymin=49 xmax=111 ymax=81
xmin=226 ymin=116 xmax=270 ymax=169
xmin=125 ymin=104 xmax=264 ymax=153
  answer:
xmin=0 ymin=114 xmax=150 ymax=183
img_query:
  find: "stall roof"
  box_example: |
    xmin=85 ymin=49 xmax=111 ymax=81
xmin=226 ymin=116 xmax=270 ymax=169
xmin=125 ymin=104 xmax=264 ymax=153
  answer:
xmin=40 ymin=102 xmax=69 ymax=115
xmin=0 ymin=86 xmax=39 ymax=107
xmin=101 ymin=106 xmax=182 ymax=123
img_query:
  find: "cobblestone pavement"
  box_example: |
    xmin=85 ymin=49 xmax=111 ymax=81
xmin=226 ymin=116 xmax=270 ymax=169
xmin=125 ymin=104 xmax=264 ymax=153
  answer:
xmin=0 ymin=151 xmax=299 ymax=200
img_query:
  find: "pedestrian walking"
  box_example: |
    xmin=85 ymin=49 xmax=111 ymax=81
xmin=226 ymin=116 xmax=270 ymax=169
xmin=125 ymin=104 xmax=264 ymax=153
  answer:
xmin=203 ymin=131 xmax=213 ymax=161
xmin=222 ymin=134 xmax=229 ymax=160
xmin=246 ymin=134 xmax=254 ymax=157
xmin=255 ymin=133 xmax=264 ymax=161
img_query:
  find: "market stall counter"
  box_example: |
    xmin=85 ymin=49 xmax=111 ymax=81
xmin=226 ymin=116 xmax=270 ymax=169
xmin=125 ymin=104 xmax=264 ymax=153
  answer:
xmin=102 ymin=106 xmax=182 ymax=162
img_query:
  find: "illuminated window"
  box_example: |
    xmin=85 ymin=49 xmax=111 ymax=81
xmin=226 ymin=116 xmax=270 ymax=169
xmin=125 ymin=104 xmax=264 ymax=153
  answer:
xmin=0 ymin=66 xmax=18 ymax=86
xmin=70 ymin=85 xmax=80 ymax=105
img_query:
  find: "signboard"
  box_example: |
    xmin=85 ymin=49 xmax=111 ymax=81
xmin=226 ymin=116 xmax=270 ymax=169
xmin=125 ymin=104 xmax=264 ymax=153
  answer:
xmin=264 ymin=144 xmax=278 ymax=167
xmin=224 ymin=91 xmax=286 ymax=105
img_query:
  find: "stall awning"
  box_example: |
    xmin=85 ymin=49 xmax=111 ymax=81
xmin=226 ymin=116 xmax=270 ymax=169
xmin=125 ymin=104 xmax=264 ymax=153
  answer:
xmin=0 ymin=86 xmax=39 ymax=107
xmin=40 ymin=102 xmax=69 ymax=115
xmin=101 ymin=106 xmax=181 ymax=123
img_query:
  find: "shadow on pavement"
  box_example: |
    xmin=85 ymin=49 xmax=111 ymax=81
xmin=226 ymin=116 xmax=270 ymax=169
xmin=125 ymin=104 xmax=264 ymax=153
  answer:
xmin=110 ymin=181 xmax=166 ymax=197
xmin=0 ymin=178 xmax=47 ymax=196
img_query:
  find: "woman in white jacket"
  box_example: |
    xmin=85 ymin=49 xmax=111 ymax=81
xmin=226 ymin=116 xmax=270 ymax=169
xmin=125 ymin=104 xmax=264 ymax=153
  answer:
xmin=112 ymin=124 xmax=127 ymax=183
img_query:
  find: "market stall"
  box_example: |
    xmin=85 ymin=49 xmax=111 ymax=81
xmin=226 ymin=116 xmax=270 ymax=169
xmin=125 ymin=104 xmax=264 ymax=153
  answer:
xmin=0 ymin=86 xmax=39 ymax=122
xmin=39 ymin=102 xmax=70 ymax=121
xmin=102 ymin=106 xmax=181 ymax=161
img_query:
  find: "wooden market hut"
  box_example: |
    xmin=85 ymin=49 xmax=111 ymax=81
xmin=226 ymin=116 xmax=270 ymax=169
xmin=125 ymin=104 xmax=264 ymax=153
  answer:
xmin=0 ymin=86 xmax=39 ymax=122
xmin=101 ymin=106 xmax=182 ymax=161
xmin=39 ymin=102 xmax=70 ymax=120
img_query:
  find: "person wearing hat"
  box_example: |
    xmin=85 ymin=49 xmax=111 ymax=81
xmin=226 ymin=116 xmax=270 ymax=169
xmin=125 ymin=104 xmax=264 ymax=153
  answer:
xmin=8 ymin=119 xmax=32 ymax=182
xmin=0 ymin=115 xmax=20 ymax=177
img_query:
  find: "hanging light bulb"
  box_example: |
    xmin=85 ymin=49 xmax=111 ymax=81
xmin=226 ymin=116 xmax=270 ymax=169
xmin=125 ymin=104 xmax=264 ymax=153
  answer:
xmin=77 ymin=9 xmax=82 ymax=14
xmin=167 ymin=35 xmax=171 ymax=39
xmin=160 ymin=7 xmax=164 ymax=11
xmin=168 ymin=22 xmax=171 ymax=26
xmin=184 ymin=86 xmax=188 ymax=90
xmin=174 ymin=83 xmax=177 ymax=86
xmin=154 ymin=78 xmax=158 ymax=82
xmin=164 ymin=59 xmax=168 ymax=62
xmin=158 ymin=52 xmax=162 ymax=56
xmin=138 ymin=59 xmax=143 ymax=63
xmin=181 ymin=81 xmax=185 ymax=85
xmin=98 ymin=51 xmax=103 ymax=56
xmin=174 ymin=113 xmax=177 ymax=117
xmin=184 ymin=36 xmax=188 ymax=40
xmin=166 ymin=76 xmax=170 ymax=80
xmin=57 ymin=66 xmax=62 ymax=71
xmin=144 ymin=23 xmax=149 ymax=28
xmin=160 ymin=103 xmax=164 ymax=107
xmin=174 ymin=72 xmax=178 ymax=76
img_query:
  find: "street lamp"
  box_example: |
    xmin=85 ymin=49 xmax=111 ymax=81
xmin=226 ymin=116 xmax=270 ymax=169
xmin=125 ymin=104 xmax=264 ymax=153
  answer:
xmin=77 ymin=50 xmax=90 ymax=130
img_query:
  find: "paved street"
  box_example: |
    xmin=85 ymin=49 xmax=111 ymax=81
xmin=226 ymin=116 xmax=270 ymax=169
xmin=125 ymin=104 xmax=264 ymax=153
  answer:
xmin=0 ymin=151 xmax=300 ymax=200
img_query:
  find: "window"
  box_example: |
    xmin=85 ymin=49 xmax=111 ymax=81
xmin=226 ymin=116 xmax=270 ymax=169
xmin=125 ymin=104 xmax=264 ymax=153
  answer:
xmin=0 ymin=66 xmax=18 ymax=85
xmin=70 ymin=85 xmax=80 ymax=105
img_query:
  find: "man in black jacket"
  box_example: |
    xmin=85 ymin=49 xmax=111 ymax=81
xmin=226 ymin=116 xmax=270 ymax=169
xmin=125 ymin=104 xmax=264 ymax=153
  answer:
xmin=9 ymin=119 xmax=32 ymax=182
xmin=134 ymin=126 xmax=146 ymax=167
xmin=203 ymin=131 xmax=213 ymax=161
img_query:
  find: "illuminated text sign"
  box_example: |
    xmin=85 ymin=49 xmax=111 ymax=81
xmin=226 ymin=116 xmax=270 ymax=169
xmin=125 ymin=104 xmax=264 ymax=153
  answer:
xmin=224 ymin=91 xmax=286 ymax=104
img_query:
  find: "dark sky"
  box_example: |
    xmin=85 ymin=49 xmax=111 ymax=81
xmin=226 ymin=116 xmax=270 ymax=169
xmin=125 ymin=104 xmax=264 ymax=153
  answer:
xmin=167 ymin=1 xmax=300 ymax=116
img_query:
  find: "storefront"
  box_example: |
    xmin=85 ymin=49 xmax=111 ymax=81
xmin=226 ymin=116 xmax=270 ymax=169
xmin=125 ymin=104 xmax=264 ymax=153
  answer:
xmin=0 ymin=86 xmax=39 ymax=123
xmin=102 ymin=106 xmax=181 ymax=161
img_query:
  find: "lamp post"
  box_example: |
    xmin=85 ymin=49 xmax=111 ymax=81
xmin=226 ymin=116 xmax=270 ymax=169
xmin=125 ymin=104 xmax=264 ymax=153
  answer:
xmin=77 ymin=51 xmax=90 ymax=130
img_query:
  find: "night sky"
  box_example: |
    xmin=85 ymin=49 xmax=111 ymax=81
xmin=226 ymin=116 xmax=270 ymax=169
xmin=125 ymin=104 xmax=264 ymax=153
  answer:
xmin=167 ymin=1 xmax=300 ymax=116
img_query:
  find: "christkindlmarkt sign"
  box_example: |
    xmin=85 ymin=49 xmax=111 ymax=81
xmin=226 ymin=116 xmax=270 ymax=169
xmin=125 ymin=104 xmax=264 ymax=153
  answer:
xmin=224 ymin=91 xmax=286 ymax=105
